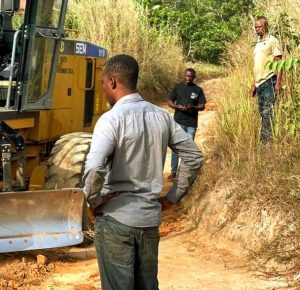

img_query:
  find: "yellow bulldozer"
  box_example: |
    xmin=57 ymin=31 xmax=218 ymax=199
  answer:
xmin=0 ymin=0 xmax=108 ymax=253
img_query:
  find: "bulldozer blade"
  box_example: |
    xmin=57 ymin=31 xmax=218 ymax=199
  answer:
xmin=0 ymin=188 xmax=84 ymax=253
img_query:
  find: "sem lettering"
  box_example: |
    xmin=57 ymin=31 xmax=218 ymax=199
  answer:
xmin=75 ymin=43 xmax=87 ymax=55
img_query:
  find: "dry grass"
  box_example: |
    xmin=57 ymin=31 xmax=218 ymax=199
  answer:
xmin=66 ymin=0 xmax=185 ymax=102
xmin=185 ymin=62 xmax=226 ymax=82
xmin=181 ymin=0 xmax=300 ymax=281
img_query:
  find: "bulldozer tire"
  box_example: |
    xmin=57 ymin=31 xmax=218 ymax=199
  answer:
xmin=45 ymin=132 xmax=94 ymax=246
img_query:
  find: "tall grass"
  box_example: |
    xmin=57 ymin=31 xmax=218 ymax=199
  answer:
xmin=213 ymin=0 xmax=300 ymax=167
xmin=199 ymin=0 xmax=300 ymax=277
xmin=66 ymin=0 xmax=185 ymax=101
xmin=217 ymin=34 xmax=260 ymax=154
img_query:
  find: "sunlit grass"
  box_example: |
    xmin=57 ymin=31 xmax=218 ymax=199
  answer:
xmin=185 ymin=62 xmax=226 ymax=81
xmin=182 ymin=1 xmax=300 ymax=277
xmin=66 ymin=0 xmax=185 ymax=102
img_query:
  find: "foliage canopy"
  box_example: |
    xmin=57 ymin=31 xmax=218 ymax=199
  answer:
xmin=138 ymin=0 xmax=254 ymax=63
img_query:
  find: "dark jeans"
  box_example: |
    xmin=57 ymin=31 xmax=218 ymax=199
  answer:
xmin=257 ymin=75 xmax=277 ymax=142
xmin=171 ymin=125 xmax=196 ymax=174
xmin=94 ymin=214 xmax=160 ymax=290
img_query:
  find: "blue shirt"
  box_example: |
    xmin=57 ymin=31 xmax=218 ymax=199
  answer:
xmin=83 ymin=93 xmax=203 ymax=227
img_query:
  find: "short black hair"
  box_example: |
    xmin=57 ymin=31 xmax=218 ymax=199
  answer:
xmin=103 ymin=54 xmax=139 ymax=89
xmin=185 ymin=68 xmax=196 ymax=76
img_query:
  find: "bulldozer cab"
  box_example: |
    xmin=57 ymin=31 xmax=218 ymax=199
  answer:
xmin=0 ymin=0 xmax=68 ymax=111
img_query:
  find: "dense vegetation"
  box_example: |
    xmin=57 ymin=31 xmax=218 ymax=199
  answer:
xmin=66 ymin=0 xmax=255 ymax=92
xmin=138 ymin=0 xmax=254 ymax=63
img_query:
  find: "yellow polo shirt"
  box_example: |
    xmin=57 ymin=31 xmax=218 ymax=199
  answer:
xmin=254 ymin=34 xmax=282 ymax=87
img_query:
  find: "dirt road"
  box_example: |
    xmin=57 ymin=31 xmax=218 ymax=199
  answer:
xmin=0 ymin=79 xmax=288 ymax=290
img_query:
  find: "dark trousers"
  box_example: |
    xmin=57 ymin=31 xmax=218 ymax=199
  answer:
xmin=257 ymin=75 xmax=277 ymax=142
xmin=94 ymin=214 xmax=160 ymax=290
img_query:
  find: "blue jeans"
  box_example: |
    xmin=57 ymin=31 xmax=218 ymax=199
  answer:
xmin=257 ymin=76 xmax=277 ymax=142
xmin=171 ymin=125 xmax=196 ymax=174
xmin=94 ymin=214 xmax=160 ymax=290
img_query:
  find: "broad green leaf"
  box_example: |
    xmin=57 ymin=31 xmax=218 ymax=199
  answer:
xmin=284 ymin=58 xmax=294 ymax=72
xmin=277 ymin=60 xmax=285 ymax=72
xmin=265 ymin=60 xmax=273 ymax=70
xmin=271 ymin=61 xmax=280 ymax=72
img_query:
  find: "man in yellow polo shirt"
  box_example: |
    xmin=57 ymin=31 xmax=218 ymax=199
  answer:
xmin=251 ymin=16 xmax=282 ymax=143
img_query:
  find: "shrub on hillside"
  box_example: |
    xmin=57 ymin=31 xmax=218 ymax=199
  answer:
xmin=139 ymin=0 xmax=254 ymax=63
